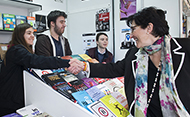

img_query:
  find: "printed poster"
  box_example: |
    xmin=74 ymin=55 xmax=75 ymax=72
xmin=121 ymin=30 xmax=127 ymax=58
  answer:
xmin=120 ymin=0 xmax=136 ymax=20
xmin=96 ymin=8 xmax=110 ymax=32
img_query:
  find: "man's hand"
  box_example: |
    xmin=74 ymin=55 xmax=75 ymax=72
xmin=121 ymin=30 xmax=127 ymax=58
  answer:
xmin=68 ymin=59 xmax=84 ymax=75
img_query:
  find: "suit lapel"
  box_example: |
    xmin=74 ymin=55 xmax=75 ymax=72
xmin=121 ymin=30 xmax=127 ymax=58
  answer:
xmin=131 ymin=38 xmax=185 ymax=81
xmin=171 ymin=38 xmax=185 ymax=80
xmin=131 ymin=52 xmax=138 ymax=79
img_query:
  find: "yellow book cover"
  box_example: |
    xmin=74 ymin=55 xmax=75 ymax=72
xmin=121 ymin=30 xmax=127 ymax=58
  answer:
xmin=118 ymin=87 xmax=126 ymax=97
xmin=79 ymin=54 xmax=92 ymax=60
xmin=100 ymin=95 xmax=130 ymax=117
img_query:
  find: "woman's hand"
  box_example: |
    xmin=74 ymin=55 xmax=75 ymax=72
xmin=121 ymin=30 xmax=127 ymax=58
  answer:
xmin=68 ymin=59 xmax=84 ymax=75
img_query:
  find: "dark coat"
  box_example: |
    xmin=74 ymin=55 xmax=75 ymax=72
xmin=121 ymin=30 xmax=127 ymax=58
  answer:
xmin=89 ymin=38 xmax=190 ymax=115
xmin=0 ymin=44 xmax=70 ymax=116
xmin=86 ymin=47 xmax=114 ymax=63
xmin=35 ymin=34 xmax=72 ymax=56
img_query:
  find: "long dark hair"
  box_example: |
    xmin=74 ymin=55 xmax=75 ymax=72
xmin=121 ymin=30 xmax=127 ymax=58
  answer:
xmin=4 ymin=23 xmax=33 ymax=64
xmin=9 ymin=23 xmax=33 ymax=53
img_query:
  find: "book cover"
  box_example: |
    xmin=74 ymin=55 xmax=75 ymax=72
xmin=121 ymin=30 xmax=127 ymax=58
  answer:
xmin=53 ymin=82 xmax=77 ymax=102
xmin=2 ymin=113 xmax=22 ymax=117
xmin=93 ymin=78 xmax=107 ymax=84
xmin=104 ymin=80 xmax=121 ymax=92
xmin=118 ymin=87 xmax=126 ymax=97
xmin=31 ymin=69 xmax=52 ymax=81
xmin=87 ymin=101 xmax=116 ymax=117
xmin=87 ymin=58 xmax=99 ymax=63
xmin=111 ymin=92 xmax=128 ymax=109
xmin=71 ymin=54 xmax=85 ymax=61
xmin=117 ymin=76 xmax=124 ymax=84
xmin=15 ymin=15 xmax=26 ymax=26
xmin=112 ymin=78 xmax=124 ymax=88
xmin=31 ymin=69 xmax=53 ymax=77
xmin=42 ymin=72 xmax=66 ymax=87
xmin=35 ymin=14 xmax=47 ymax=32
xmin=16 ymin=105 xmax=43 ymax=117
xmin=81 ymin=77 xmax=98 ymax=88
xmin=27 ymin=16 xmax=37 ymax=31
xmin=59 ymin=71 xmax=78 ymax=83
xmin=33 ymin=112 xmax=52 ymax=117
xmin=3 ymin=13 xmax=16 ymax=31
xmin=72 ymin=91 xmax=94 ymax=112
xmin=79 ymin=54 xmax=92 ymax=61
xmin=51 ymin=68 xmax=65 ymax=73
xmin=61 ymin=55 xmax=73 ymax=60
xmin=100 ymin=95 xmax=130 ymax=117
xmin=0 ymin=13 xmax=3 ymax=30
xmin=86 ymin=86 xmax=105 ymax=101
xmin=69 ymin=79 xmax=88 ymax=91
xmin=96 ymin=83 xmax=111 ymax=95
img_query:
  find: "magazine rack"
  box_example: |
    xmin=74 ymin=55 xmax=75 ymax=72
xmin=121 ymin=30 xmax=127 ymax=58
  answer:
xmin=23 ymin=71 xmax=95 ymax=117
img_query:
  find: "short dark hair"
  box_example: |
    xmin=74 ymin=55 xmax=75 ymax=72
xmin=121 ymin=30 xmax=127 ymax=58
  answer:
xmin=96 ymin=32 xmax=108 ymax=42
xmin=126 ymin=6 xmax=169 ymax=37
xmin=47 ymin=10 xmax=67 ymax=28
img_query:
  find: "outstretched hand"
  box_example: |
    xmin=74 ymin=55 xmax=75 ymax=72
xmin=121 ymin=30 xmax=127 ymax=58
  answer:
xmin=68 ymin=59 xmax=84 ymax=75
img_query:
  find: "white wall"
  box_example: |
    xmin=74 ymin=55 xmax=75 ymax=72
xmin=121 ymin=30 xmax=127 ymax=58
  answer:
xmin=0 ymin=0 xmax=182 ymax=61
xmin=66 ymin=0 xmax=181 ymax=61
xmin=0 ymin=5 xmax=29 ymax=43
xmin=32 ymin=0 xmax=68 ymax=49
xmin=113 ymin=0 xmax=181 ymax=61
xmin=67 ymin=0 xmax=113 ymax=55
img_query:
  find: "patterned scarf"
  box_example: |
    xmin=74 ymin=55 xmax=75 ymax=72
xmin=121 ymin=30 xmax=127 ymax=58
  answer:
xmin=134 ymin=35 xmax=189 ymax=117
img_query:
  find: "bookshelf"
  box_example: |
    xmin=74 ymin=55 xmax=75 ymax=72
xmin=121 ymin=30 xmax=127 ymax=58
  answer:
xmin=0 ymin=0 xmax=42 ymax=13
xmin=0 ymin=0 xmax=42 ymax=43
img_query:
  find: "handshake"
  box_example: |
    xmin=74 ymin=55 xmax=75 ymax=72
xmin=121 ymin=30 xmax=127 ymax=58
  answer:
xmin=67 ymin=59 xmax=88 ymax=75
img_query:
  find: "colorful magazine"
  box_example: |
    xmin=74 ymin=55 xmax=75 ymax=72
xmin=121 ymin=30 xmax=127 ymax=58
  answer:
xmin=27 ymin=16 xmax=37 ymax=31
xmin=100 ymin=95 xmax=130 ymax=117
xmin=15 ymin=15 xmax=26 ymax=26
xmin=81 ymin=77 xmax=98 ymax=88
xmin=72 ymin=91 xmax=94 ymax=112
xmin=87 ymin=101 xmax=116 ymax=117
xmin=3 ymin=13 xmax=16 ymax=31
xmin=86 ymin=86 xmax=105 ymax=101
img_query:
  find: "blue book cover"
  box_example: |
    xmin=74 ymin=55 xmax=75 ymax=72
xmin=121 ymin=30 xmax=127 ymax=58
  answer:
xmin=51 ymin=68 xmax=65 ymax=73
xmin=15 ymin=15 xmax=26 ymax=26
xmin=72 ymin=91 xmax=94 ymax=112
xmin=86 ymin=86 xmax=105 ymax=101
xmin=71 ymin=54 xmax=85 ymax=61
xmin=2 ymin=113 xmax=22 ymax=117
xmin=3 ymin=13 xmax=16 ymax=31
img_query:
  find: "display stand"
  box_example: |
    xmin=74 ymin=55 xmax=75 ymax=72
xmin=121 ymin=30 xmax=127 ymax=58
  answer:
xmin=23 ymin=71 xmax=95 ymax=117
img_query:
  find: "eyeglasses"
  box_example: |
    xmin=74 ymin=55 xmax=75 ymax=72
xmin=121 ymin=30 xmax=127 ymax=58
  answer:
xmin=130 ymin=25 xmax=138 ymax=33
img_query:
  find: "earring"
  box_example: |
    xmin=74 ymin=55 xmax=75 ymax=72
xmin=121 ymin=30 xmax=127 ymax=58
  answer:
xmin=147 ymin=32 xmax=149 ymax=34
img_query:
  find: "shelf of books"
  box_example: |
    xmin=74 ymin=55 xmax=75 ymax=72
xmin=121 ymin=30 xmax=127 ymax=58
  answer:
xmin=0 ymin=0 xmax=42 ymax=13
xmin=20 ymin=54 xmax=130 ymax=117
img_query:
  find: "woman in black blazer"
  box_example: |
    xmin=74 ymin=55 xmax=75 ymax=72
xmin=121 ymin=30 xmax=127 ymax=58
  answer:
xmin=69 ymin=7 xmax=190 ymax=117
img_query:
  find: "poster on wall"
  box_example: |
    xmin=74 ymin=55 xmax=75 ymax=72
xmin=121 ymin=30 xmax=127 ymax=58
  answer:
xmin=120 ymin=28 xmax=136 ymax=49
xmin=96 ymin=8 xmax=110 ymax=32
xmin=182 ymin=14 xmax=187 ymax=36
xmin=120 ymin=0 xmax=136 ymax=20
xmin=82 ymin=33 xmax=96 ymax=53
xmin=35 ymin=14 xmax=47 ymax=33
